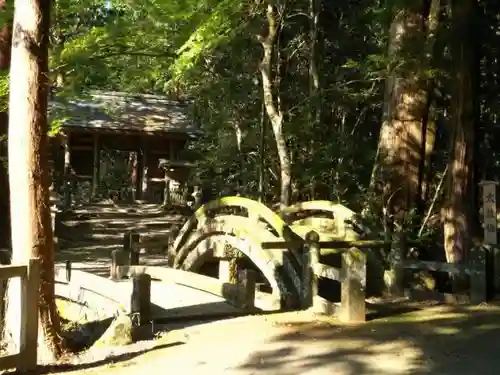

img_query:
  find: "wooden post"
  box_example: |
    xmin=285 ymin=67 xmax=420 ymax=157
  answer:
xmin=340 ymin=247 xmax=366 ymax=323
xmin=90 ymin=134 xmax=100 ymax=202
xmin=141 ymin=139 xmax=149 ymax=200
xmin=135 ymin=149 xmax=144 ymax=201
xmin=470 ymin=245 xmax=487 ymax=304
xmin=480 ymin=180 xmax=498 ymax=244
xmin=237 ymin=269 xmax=256 ymax=309
xmin=163 ymin=175 xmax=171 ymax=207
xmin=110 ymin=249 xmax=129 ymax=280
xmin=123 ymin=231 xmax=141 ymax=265
xmin=302 ymin=231 xmax=319 ymax=309
xmin=65 ymin=260 xmax=71 ymax=282
xmin=480 ymin=180 xmax=499 ymax=290
xmin=192 ymin=185 xmax=202 ymax=211
xmin=130 ymin=273 xmax=151 ymax=325
xmin=387 ymin=232 xmax=406 ymax=296
xmin=62 ymin=133 xmax=72 ymax=209
xmin=19 ymin=258 xmax=40 ymax=372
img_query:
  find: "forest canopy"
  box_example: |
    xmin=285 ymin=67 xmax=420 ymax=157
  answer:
xmin=6 ymin=0 xmax=498 ymax=265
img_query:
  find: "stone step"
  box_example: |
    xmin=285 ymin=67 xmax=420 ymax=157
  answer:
xmin=55 ymin=203 xmax=188 ymax=246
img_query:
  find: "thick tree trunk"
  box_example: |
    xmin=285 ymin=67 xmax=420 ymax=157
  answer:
xmin=0 ymin=0 xmax=11 ymax=249
xmin=308 ymin=0 xmax=320 ymax=199
xmin=259 ymin=3 xmax=291 ymax=208
xmin=442 ymin=0 xmax=478 ymax=266
xmin=6 ymin=0 xmax=65 ymax=359
xmin=370 ymin=2 xmax=439 ymax=227
xmin=0 ymin=1 xmax=10 ymax=70
xmin=416 ymin=0 xmax=440 ymax=215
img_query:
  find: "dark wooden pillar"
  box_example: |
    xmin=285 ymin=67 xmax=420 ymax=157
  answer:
xmin=134 ymin=138 xmax=145 ymax=201
xmin=162 ymin=140 xmax=176 ymax=207
xmin=62 ymin=133 xmax=72 ymax=209
xmin=134 ymin=150 xmax=143 ymax=201
xmin=163 ymin=170 xmax=171 ymax=207
xmin=141 ymin=139 xmax=149 ymax=200
xmin=90 ymin=133 xmax=100 ymax=202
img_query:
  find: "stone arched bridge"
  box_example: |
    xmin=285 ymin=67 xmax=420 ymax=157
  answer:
xmin=55 ymin=197 xmax=365 ymax=320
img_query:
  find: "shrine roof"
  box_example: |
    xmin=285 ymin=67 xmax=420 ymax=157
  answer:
xmin=49 ymin=91 xmax=202 ymax=138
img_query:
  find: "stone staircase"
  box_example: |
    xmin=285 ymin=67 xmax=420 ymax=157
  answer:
xmin=54 ymin=203 xmax=189 ymax=268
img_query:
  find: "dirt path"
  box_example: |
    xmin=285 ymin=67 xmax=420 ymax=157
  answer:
xmin=36 ymin=304 xmax=500 ymax=375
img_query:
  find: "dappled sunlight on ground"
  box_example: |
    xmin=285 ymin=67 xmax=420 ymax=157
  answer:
xmin=50 ymin=203 xmax=500 ymax=374
xmin=41 ymin=305 xmax=500 ymax=375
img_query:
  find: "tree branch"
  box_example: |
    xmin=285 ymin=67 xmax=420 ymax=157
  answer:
xmin=258 ymin=3 xmax=281 ymax=125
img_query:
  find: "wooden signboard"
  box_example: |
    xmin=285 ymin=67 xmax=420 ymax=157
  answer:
xmin=480 ymin=181 xmax=498 ymax=245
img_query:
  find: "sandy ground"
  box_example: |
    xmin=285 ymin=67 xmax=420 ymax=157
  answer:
xmin=25 ymin=304 xmax=500 ymax=375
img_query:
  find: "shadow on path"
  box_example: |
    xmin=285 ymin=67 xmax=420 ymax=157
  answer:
xmin=16 ymin=342 xmax=184 ymax=375
xmin=237 ymin=305 xmax=500 ymax=375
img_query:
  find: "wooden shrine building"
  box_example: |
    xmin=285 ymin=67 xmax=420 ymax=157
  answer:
xmin=49 ymin=91 xmax=201 ymax=206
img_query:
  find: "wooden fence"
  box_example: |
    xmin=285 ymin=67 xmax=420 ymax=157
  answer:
xmin=118 ymin=227 xmax=488 ymax=322
xmin=262 ymin=232 xmax=367 ymax=322
xmin=300 ymin=231 xmax=367 ymax=322
xmin=391 ymin=235 xmax=487 ymax=304
xmin=122 ymin=231 xmax=174 ymax=266
xmin=0 ymin=258 xmax=40 ymax=373
xmin=264 ymin=232 xmax=488 ymax=321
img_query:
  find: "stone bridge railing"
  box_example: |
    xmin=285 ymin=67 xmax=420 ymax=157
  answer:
xmin=111 ymin=197 xmax=489 ymax=322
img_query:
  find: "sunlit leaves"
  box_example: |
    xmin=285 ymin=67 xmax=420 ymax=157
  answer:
xmin=168 ymin=0 xmax=247 ymax=86
xmin=0 ymin=71 xmax=7 ymax=112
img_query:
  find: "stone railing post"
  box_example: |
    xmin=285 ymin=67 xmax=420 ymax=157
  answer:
xmin=301 ymin=231 xmax=319 ymax=309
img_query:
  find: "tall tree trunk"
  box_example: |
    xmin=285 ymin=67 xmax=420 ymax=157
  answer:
xmin=258 ymin=2 xmax=291 ymax=209
xmin=308 ymin=0 xmax=320 ymax=199
xmin=0 ymin=0 xmax=10 ymax=70
xmin=258 ymin=100 xmax=266 ymax=202
xmin=232 ymin=120 xmax=244 ymax=195
xmin=442 ymin=0 xmax=478 ymax=266
xmin=370 ymin=1 xmax=438 ymax=228
xmin=0 ymin=0 xmax=11 ymax=249
xmin=6 ymin=0 xmax=65 ymax=359
xmin=416 ymin=0 xmax=440 ymax=216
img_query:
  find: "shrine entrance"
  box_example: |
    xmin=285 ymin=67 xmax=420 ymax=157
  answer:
xmin=49 ymin=91 xmax=200 ymax=209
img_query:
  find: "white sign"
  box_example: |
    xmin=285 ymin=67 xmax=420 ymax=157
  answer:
xmin=480 ymin=180 xmax=498 ymax=245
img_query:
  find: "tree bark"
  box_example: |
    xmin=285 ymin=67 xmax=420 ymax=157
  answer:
xmin=370 ymin=1 xmax=439 ymax=227
xmin=0 ymin=0 xmax=11 ymax=70
xmin=442 ymin=0 xmax=478 ymax=266
xmin=0 ymin=0 xmax=11 ymax=249
xmin=259 ymin=2 xmax=292 ymax=209
xmin=258 ymin=100 xmax=266 ymax=202
xmin=6 ymin=0 xmax=65 ymax=359
xmin=308 ymin=0 xmax=321 ymax=199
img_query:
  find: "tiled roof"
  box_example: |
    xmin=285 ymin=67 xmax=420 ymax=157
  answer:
xmin=49 ymin=91 xmax=201 ymax=137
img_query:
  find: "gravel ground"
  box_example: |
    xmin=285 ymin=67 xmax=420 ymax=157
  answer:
xmin=25 ymin=304 xmax=500 ymax=375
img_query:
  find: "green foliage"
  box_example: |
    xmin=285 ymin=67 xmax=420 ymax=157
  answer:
xmin=47 ymin=0 xmax=499 ymax=249
xmin=0 ymin=71 xmax=8 ymax=113
xmin=167 ymin=0 xmax=247 ymax=86
xmin=48 ymin=117 xmax=69 ymax=137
